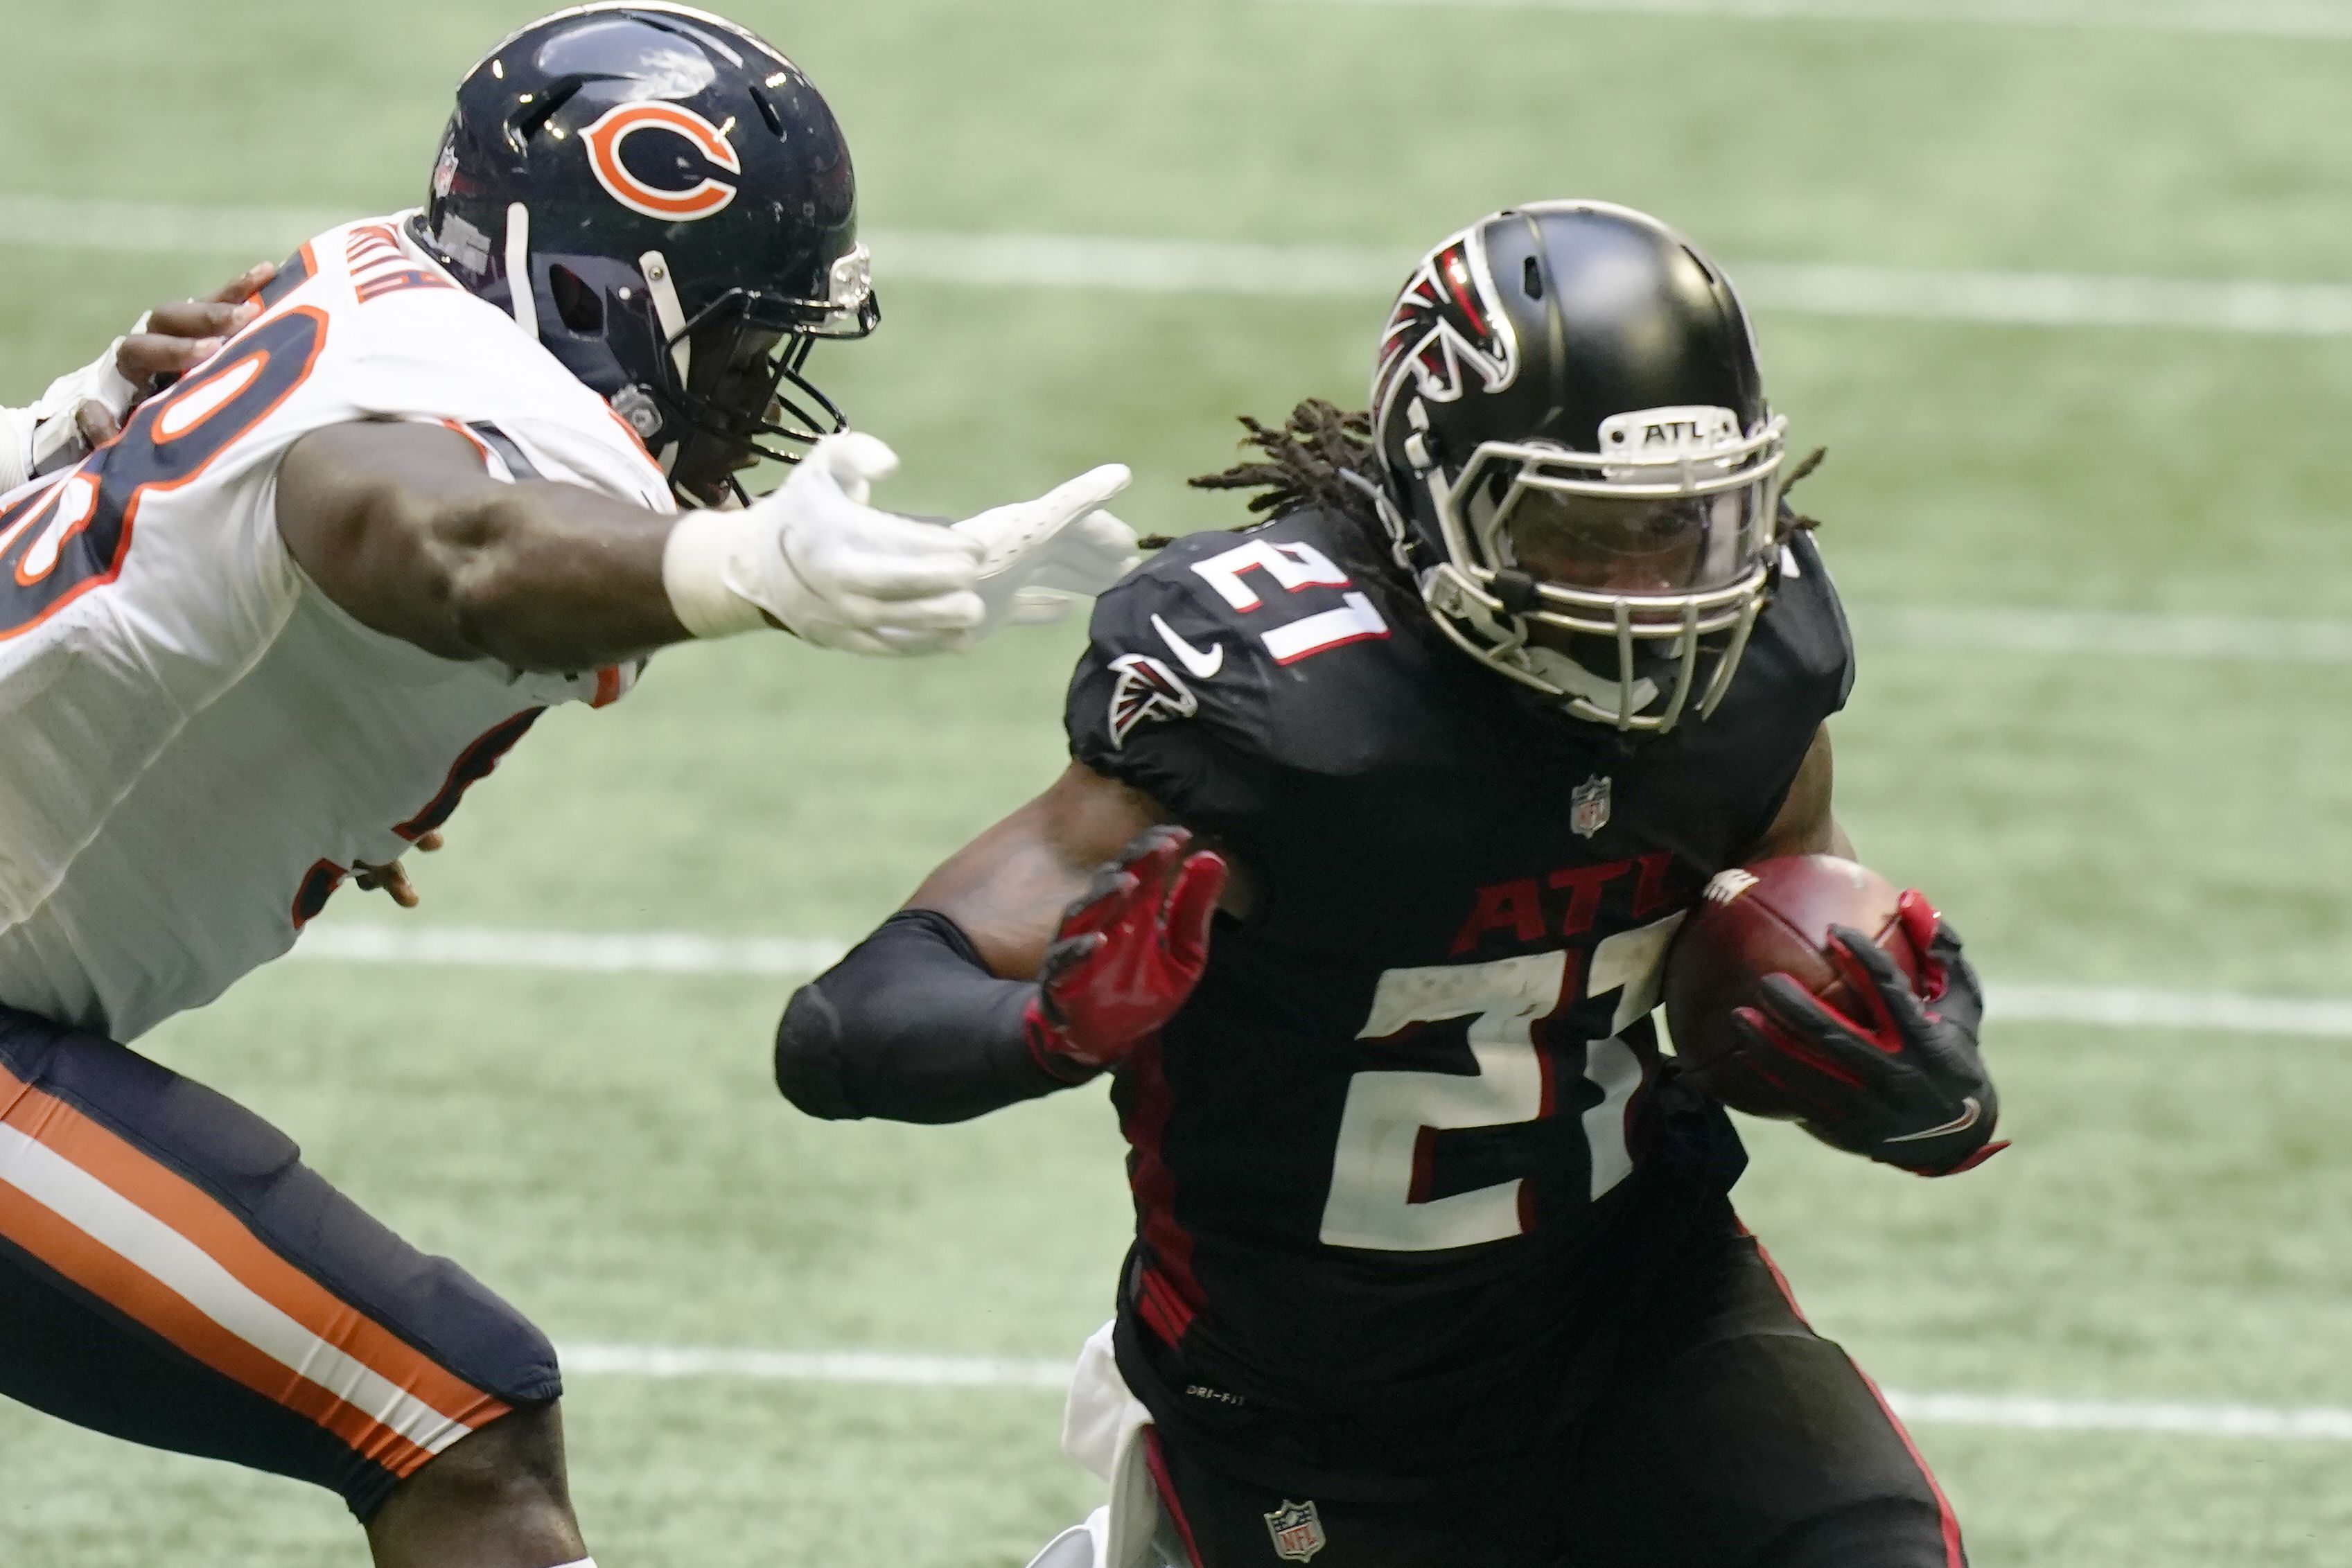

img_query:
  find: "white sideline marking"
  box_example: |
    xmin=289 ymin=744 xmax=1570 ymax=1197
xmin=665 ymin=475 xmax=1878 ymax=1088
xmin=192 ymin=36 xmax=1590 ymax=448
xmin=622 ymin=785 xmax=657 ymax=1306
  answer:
xmin=4 ymin=192 xmax=2352 ymax=337
xmin=1256 ymin=0 xmax=2352 ymax=39
xmin=292 ymin=926 xmax=2352 ymax=1040
xmin=291 ymin=924 xmax=848 ymax=976
xmin=1851 ymin=606 xmax=2352 ymax=664
xmin=561 ymin=1344 xmax=1072 ymax=1390
xmin=1887 ymin=1391 xmax=2352 ymax=1441
xmin=1985 ymin=985 xmax=2352 ymax=1039
xmin=558 ymin=1342 xmax=2352 ymax=1440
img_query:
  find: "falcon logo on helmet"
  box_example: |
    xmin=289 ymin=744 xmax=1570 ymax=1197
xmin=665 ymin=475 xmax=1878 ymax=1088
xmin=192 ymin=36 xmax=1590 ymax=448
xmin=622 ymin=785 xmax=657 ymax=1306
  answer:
xmin=582 ymin=102 xmax=742 ymax=222
xmin=1375 ymin=234 xmax=1519 ymax=413
xmin=1107 ymin=653 xmax=1197 ymax=749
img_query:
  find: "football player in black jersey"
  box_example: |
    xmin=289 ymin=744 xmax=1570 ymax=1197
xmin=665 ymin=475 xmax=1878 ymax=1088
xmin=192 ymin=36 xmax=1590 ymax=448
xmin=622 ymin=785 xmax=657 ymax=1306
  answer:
xmin=775 ymin=202 xmax=2003 ymax=1568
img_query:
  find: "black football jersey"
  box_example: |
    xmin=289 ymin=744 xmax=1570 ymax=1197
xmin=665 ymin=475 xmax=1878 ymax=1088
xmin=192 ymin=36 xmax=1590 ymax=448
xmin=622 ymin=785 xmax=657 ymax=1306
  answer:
xmin=1064 ymin=507 xmax=1855 ymax=1491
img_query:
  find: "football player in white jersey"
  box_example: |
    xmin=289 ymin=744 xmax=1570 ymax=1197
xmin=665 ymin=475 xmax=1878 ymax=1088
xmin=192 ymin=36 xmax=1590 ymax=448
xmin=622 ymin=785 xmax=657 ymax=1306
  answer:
xmin=0 ymin=8 xmax=1136 ymax=1567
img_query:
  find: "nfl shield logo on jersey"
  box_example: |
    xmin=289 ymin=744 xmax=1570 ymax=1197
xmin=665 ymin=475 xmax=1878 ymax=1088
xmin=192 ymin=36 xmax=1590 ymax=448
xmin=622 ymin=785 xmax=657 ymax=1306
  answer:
xmin=1263 ymin=1499 xmax=1326 ymax=1563
xmin=1570 ymin=774 xmax=1612 ymax=838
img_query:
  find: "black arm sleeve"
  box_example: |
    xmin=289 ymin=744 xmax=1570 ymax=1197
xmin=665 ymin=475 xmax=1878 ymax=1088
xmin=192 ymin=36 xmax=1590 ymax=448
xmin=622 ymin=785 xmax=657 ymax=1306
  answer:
xmin=773 ymin=909 xmax=1083 ymax=1125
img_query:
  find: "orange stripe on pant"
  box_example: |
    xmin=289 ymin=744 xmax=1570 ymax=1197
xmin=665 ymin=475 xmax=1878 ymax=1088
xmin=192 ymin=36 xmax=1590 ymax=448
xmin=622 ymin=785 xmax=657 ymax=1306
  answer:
xmin=0 ymin=1064 xmax=509 ymax=1477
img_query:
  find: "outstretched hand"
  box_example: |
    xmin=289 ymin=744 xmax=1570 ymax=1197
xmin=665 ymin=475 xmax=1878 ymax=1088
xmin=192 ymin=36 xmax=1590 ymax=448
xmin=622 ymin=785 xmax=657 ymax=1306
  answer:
xmin=1024 ymin=825 xmax=1227 ymax=1079
xmin=954 ymin=464 xmax=1139 ymax=630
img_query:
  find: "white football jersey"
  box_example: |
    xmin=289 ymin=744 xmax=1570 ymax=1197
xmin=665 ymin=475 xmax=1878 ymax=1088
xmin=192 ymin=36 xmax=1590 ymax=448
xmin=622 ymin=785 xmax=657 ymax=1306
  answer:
xmin=0 ymin=213 xmax=674 ymax=1041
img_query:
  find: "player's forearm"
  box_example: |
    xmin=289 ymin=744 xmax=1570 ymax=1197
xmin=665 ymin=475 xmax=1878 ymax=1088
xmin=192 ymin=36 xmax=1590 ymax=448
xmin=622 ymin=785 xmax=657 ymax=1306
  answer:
xmin=774 ymin=910 xmax=1078 ymax=1124
xmin=433 ymin=484 xmax=690 ymax=671
xmin=279 ymin=421 xmax=692 ymax=671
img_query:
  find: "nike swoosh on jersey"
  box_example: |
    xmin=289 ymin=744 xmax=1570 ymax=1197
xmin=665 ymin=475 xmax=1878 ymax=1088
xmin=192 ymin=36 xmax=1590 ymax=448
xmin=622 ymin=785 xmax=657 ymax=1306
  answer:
xmin=1152 ymin=613 xmax=1225 ymax=679
xmin=1884 ymin=1096 xmax=1981 ymax=1143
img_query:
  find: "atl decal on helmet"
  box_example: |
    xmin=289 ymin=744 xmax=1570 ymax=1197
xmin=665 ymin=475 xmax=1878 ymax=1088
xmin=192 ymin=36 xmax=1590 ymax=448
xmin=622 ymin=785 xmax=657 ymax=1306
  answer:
xmin=581 ymin=101 xmax=742 ymax=222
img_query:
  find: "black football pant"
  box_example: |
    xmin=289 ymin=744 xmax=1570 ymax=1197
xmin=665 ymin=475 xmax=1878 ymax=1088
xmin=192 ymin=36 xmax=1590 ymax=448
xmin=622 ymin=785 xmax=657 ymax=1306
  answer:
xmin=1146 ymin=1219 xmax=1963 ymax=1568
xmin=0 ymin=1003 xmax=561 ymax=1519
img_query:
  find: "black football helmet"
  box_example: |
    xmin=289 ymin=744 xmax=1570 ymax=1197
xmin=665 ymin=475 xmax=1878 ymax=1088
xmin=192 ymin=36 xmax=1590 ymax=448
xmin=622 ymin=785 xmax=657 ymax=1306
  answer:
xmin=412 ymin=3 xmax=877 ymax=503
xmin=1370 ymin=201 xmax=1789 ymax=733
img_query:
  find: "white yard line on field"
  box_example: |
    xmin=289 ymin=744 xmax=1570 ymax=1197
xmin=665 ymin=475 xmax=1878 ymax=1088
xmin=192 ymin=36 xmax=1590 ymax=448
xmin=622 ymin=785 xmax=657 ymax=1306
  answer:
xmin=292 ymin=924 xmax=848 ymax=976
xmin=292 ymin=926 xmax=2352 ymax=1039
xmin=1850 ymin=606 xmax=2352 ymax=663
xmin=559 ymin=1341 xmax=2352 ymax=1440
xmin=4 ymin=193 xmax=2352 ymax=337
xmin=1985 ymin=986 xmax=2352 ymax=1038
xmin=561 ymin=1344 xmax=1073 ymax=1389
xmin=1254 ymin=0 xmax=2352 ymax=40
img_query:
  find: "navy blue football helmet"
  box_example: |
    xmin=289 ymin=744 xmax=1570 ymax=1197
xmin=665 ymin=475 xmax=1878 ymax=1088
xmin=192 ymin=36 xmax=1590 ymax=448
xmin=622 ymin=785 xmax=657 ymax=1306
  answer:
xmin=412 ymin=3 xmax=877 ymax=503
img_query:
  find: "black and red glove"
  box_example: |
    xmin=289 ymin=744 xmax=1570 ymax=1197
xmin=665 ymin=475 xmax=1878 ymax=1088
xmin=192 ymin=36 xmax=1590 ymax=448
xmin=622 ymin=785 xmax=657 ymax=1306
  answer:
xmin=1726 ymin=891 xmax=2006 ymax=1177
xmin=1024 ymin=826 xmax=1228 ymax=1081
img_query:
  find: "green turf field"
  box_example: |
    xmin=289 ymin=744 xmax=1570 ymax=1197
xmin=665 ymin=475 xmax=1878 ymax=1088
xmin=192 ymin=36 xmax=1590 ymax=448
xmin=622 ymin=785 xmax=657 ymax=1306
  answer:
xmin=5 ymin=1 xmax=2352 ymax=1563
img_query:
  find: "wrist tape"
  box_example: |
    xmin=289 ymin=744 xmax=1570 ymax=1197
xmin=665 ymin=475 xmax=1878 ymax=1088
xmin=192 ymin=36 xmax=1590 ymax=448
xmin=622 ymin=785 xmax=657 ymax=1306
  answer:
xmin=661 ymin=508 xmax=776 ymax=640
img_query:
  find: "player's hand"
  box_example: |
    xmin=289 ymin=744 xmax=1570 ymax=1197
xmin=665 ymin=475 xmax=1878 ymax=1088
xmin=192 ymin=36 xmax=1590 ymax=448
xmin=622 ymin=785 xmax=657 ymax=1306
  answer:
xmin=352 ymin=831 xmax=444 ymax=911
xmin=1728 ymin=891 xmax=2006 ymax=1177
xmin=662 ymin=431 xmax=988 ymax=655
xmin=17 ymin=263 xmax=278 ymax=483
xmin=1024 ymin=826 xmax=1227 ymax=1080
xmin=111 ymin=263 xmax=278 ymax=397
xmin=953 ymin=465 xmax=1139 ymax=630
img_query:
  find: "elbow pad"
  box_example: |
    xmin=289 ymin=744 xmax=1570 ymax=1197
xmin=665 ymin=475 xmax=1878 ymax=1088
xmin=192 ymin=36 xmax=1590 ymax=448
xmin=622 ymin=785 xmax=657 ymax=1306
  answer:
xmin=774 ymin=981 xmax=857 ymax=1120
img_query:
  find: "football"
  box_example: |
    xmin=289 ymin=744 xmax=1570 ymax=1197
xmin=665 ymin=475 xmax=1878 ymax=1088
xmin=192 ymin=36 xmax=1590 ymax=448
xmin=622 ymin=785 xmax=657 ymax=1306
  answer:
xmin=1663 ymin=855 xmax=1924 ymax=1119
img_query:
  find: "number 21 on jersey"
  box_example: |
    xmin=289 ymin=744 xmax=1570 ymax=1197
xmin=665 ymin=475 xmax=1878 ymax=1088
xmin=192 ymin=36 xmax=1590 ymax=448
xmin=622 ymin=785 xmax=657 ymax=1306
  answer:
xmin=1318 ymin=911 xmax=1686 ymax=1253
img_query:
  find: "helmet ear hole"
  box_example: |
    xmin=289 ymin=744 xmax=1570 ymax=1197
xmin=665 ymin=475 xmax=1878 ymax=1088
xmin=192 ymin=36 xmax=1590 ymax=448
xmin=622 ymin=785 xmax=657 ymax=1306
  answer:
xmin=748 ymin=85 xmax=787 ymax=139
xmin=550 ymin=265 xmax=604 ymax=335
xmin=1522 ymin=256 xmax=1543 ymax=300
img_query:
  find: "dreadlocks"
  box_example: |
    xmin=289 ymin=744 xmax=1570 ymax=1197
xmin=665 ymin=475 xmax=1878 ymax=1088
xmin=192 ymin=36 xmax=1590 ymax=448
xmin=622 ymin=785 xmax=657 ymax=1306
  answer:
xmin=1184 ymin=397 xmax=1378 ymax=524
xmin=1155 ymin=399 xmax=1389 ymax=554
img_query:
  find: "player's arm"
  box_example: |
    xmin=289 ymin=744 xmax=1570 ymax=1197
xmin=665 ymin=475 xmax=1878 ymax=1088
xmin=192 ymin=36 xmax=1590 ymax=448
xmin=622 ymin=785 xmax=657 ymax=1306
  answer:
xmin=772 ymin=761 xmax=1229 ymax=1124
xmin=1709 ymin=723 xmax=2004 ymax=1176
xmin=1741 ymin=725 xmax=1855 ymax=861
xmin=277 ymin=420 xmax=690 ymax=669
xmin=278 ymin=423 xmax=1139 ymax=673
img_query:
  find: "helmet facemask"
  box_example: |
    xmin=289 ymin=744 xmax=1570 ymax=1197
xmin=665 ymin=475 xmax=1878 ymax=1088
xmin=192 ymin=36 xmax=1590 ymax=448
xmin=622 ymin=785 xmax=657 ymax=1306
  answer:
xmin=1416 ymin=405 xmax=1789 ymax=732
xmin=648 ymin=244 xmax=878 ymax=506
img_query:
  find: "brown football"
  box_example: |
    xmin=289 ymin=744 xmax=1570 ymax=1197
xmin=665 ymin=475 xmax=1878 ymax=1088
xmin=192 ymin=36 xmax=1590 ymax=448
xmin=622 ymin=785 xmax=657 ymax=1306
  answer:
xmin=1662 ymin=855 xmax=1923 ymax=1119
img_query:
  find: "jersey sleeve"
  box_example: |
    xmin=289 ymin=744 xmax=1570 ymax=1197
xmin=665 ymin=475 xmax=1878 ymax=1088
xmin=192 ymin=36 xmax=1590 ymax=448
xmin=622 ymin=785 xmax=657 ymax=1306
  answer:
xmin=1065 ymin=548 xmax=1282 ymax=834
xmin=1725 ymin=527 xmax=1858 ymax=850
xmin=1781 ymin=528 xmax=1857 ymax=715
xmin=1067 ymin=513 xmax=1430 ymax=834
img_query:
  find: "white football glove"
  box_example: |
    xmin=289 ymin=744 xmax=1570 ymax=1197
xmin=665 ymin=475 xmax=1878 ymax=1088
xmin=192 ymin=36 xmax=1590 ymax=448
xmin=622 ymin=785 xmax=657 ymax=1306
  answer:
xmin=0 ymin=319 xmax=145 ymax=494
xmin=956 ymin=465 xmax=1139 ymax=631
xmin=662 ymin=432 xmax=987 ymax=657
xmin=662 ymin=434 xmax=1143 ymax=657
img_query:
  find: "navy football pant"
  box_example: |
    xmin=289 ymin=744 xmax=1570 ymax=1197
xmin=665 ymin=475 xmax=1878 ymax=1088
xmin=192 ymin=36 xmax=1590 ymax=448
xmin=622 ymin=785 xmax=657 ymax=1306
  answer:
xmin=0 ymin=1003 xmax=560 ymax=1519
xmin=1146 ymin=1219 xmax=1964 ymax=1568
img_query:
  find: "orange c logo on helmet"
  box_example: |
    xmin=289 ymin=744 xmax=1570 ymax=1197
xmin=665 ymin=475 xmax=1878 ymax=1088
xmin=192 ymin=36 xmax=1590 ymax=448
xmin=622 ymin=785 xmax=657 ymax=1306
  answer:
xmin=581 ymin=102 xmax=741 ymax=222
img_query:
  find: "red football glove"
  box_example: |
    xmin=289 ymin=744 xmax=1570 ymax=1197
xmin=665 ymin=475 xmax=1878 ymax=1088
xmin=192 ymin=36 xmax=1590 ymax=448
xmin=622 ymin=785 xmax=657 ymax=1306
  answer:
xmin=1024 ymin=826 xmax=1227 ymax=1080
xmin=1723 ymin=890 xmax=2008 ymax=1177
